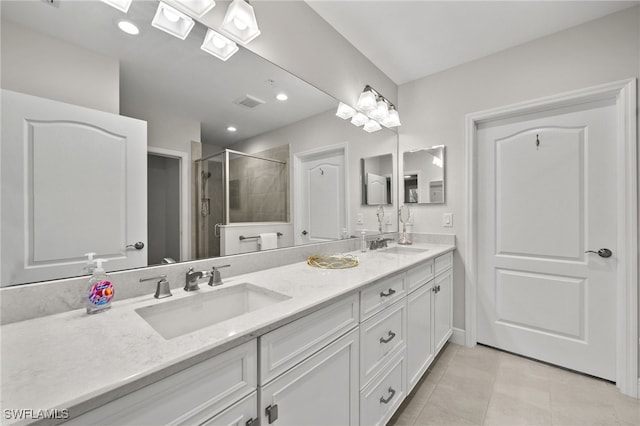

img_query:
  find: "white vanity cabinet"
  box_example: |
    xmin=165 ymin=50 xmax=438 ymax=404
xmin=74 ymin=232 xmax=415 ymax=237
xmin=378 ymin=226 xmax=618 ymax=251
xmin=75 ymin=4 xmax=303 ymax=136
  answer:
xmin=258 ymin=294 xmax=360 ymax=425
xmin=63 ymin=340 xmax=258 ymax=426
xmin=406 ymin=252 xmax=453 ymax=392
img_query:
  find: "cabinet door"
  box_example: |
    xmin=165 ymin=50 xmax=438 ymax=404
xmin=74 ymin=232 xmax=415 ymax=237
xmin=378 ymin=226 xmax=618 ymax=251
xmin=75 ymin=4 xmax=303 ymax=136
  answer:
xmin=260 ymin=329 xmax=359 ymax=426
xmin=434 ymin=269 xmax=453 ymax=353
xmin=407 ymin=282 xmax=433 ymax=392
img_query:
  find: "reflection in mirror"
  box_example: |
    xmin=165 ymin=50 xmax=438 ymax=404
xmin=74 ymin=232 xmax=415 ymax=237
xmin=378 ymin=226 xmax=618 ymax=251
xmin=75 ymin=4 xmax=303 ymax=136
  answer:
xmin=361 ymin=154 xmax=393 ymax=205
xmin=403 ymin=146 xmax=446 ymax=204
xmin=0 ymin=1 xmax=400 ymax=287
xmin=398 ymin=205 xmax=412 ymax=245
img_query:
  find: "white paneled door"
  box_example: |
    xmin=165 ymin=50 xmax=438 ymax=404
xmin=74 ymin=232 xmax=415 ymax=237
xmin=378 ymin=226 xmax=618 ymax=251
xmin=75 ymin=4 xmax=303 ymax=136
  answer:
xmin=1 ymin=90 xmax=147 ymax=285
xmin=477 ymin=100 xmax=617 ymax=380
xmin=296 ymin=149 xmax=346 ymax=244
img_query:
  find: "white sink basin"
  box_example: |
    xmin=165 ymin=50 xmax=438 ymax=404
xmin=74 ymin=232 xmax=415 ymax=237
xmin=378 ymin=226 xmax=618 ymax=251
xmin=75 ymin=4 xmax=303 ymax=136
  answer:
xmin=135 ymin=283 xmax=290 ymax=339
xmin=380 ymin=246 xmax=429 ymax=255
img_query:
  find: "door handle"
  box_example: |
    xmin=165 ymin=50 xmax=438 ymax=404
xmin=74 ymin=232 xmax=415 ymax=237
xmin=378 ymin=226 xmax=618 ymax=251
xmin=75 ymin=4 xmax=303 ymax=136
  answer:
xmin=585 ymin=248 xmax=612 ymax=258
xmin=126 ymin=241 xmax=145 ymax=250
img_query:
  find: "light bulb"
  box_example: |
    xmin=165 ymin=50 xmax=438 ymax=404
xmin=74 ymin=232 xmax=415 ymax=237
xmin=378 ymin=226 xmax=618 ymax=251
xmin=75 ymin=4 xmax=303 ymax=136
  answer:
xmin=163 ymin=7 xmax=181 ymax=22
xmin=276 ymin=93 xmax=288 ymax=101
xmin=233 ymin=17 xmax=248 ymax=30
xmin=118 ymin=20 xmax=140 ymax=35
xmin=212 ymin=34 xmax=227 ymax=49
xmin=227 ymin=126 xmax=237 ymax=132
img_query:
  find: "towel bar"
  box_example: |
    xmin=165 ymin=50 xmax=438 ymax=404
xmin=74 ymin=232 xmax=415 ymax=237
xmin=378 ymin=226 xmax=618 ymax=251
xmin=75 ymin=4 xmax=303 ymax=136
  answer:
xmin=239 ymin=232 xmax=283 ymax=241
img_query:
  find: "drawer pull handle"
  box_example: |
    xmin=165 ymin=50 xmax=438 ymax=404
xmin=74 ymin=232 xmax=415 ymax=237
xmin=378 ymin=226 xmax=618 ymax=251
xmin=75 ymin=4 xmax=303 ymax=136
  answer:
xmin=380 ymin=331 xmax=396 ymax=344
xmin=266 ymin=404 xmax=278 ymax=424
xmin=246 ymin=418 xmax=259 ymax=426
xmin=380 ymin=288 xmax=396 ymax=298
xmin=380 ymin=387 xmax=396 ymax=404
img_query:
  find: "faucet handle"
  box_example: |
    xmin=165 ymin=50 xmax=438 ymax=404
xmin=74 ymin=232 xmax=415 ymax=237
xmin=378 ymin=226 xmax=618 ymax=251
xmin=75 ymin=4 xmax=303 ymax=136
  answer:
xmin=140 ymin=275 xmax=172 ymax=299
xmin=209 ymin=264 xmax=231 ymax=286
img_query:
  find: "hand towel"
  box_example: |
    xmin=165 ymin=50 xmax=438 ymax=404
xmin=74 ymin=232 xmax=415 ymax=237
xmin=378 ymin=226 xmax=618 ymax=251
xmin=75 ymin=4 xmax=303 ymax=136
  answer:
xmin=259 ymin=233 xmax=278 ymax=250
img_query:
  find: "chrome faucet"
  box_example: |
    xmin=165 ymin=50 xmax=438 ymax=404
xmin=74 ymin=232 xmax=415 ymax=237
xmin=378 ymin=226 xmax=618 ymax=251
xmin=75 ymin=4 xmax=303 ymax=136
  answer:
xmin=370 ymin=238 xmax=394 ymax=250
xmin=208 ymin=264 xmax=230 ymax=286
xmin=185 ymin=268 xmax=203 ymax=292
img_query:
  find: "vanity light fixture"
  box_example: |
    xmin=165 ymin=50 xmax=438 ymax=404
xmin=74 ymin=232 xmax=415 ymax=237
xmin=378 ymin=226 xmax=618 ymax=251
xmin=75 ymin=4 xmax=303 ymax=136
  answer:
xmin=117 ymin=20 xmax=140 ymax=35
xmin=172 ymin=0 xmax=216 ymax=18
xmin=351 ymin=112 xmax=368 ymax=127
xmin=201 ymin=29 xmax=238 ymax=61
xmin=338 ymin=85 xmax=401 ymax=132
xmin=363 ymin=119 xmax=382 ymax=133
xmin=381 ymin=106 xmax=401 ymax=128
xmin=356 ymin=86 xmax=377 ymax=111
xmin=100 ymin=0 xmax=133 ymax=13
xmin=369 ymin=99 xmax=390 ymax=121
xmin=336 ymin=102 xmax=355 ymax=119
xmin=152 ymin=2 xmax=195 ymax=40
xmin=220 ymin=0 xmax=261 ymax=44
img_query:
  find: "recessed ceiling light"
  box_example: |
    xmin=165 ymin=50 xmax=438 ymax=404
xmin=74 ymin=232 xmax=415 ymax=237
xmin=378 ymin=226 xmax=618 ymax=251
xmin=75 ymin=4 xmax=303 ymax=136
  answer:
xmin=227 ymin=126 xmax=237 ymax=132
xmin=152 ymin=2 xmax=195 ymax=40
xmin=101 ymin=0 xmax=133 ymax=13
xmin=276 ymin=93 xmax=288 ymax=101
xmin=117 ymin=20 xmax=140 ymax=35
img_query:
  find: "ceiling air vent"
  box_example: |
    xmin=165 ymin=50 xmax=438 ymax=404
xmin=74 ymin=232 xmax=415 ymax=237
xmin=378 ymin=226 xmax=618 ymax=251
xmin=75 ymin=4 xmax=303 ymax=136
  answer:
xmin=233 ymin=94 xmax=266 ymax=109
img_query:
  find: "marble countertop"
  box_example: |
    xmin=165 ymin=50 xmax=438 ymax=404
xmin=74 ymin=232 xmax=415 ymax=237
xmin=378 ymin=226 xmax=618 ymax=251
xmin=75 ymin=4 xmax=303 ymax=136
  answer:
xmin=0 ymin=243 xmax=454 ymax=424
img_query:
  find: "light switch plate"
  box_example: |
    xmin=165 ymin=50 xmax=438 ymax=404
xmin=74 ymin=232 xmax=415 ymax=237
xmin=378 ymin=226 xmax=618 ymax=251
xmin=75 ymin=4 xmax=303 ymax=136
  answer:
xmin=443 ymin=212 xmax=453 ymax=227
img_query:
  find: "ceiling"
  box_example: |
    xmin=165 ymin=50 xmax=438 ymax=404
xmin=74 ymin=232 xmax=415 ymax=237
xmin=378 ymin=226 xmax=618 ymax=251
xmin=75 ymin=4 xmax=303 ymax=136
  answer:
xmin=1 ymin=0 xmax=336 ymax=146
xmin=306 ymin=0 xmax=640 ymax=85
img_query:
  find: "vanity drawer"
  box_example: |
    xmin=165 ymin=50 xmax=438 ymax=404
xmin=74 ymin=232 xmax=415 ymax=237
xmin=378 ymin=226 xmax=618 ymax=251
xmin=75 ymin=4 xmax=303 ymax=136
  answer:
xmin=259 ymin=293 xmax=359 ymax=384
xmin=406 ymin=260 xmax=435 ymax=293
xmin=360 ymin=299 xmax=406 ymax=387
xmin=64 ymin=340 xmax=257 ymax=426
xmin=360 ymin=272 xmax=405 ymax=320
xmin=360 ymin=352 xmax=406 ymax=426
xmin=435 ymin=251 xmax=453 ymax=276
xmin=201 ymin=392 xmax=257 ymax=426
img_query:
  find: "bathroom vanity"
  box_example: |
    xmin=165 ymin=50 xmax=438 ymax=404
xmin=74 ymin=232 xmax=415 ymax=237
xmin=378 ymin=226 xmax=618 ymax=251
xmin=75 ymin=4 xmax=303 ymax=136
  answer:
xmin=1 ymin=242 xmax=454 ymax=425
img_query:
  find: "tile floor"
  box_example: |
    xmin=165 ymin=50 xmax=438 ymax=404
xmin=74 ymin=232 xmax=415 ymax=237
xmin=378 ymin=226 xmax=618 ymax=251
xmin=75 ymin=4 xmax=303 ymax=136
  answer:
xmin=389 ymin=343 xmax=640 ymax=426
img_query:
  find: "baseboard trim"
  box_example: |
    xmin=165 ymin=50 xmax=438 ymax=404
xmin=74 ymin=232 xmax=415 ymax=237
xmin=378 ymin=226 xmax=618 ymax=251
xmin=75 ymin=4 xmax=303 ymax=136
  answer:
xmin=449 ymin=327 xmax=466 ymax=346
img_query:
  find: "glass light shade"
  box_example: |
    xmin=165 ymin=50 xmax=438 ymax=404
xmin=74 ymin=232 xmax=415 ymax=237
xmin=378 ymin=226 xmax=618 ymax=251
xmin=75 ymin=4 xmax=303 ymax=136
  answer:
xmin=152 ymin=2 xmax=195 ymax=40
xmin=201 ymin=29 xmax=238 ymax=61
xmin=220 ymin=0 xmax=261 ymax=44
xmin=369 ymin=100 xmax=389 ymax=120
xmin=356 ymin=90 xmax=377 ymax=111
xmin=336 ymin=102 xmax=356 ymax=119
xmin=172 ymin=0 xmax=216 ymax=18
xmin=363 ymin=119 xmax=382 ymax=133
xmin=351 ymin=112 xmax=368 ymax=127
xmin=101 ymin=0 xmax=133 ymax=13
xmin=381 ymin=108 xmax=401 ymax=127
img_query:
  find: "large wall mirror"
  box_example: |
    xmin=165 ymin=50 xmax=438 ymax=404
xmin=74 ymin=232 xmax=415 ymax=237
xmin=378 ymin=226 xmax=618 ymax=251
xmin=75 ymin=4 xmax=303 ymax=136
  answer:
xmin=403 ymin=146 xmax=445 ymax=204
xmin=0 ymin=0 xmax=398 ymax=287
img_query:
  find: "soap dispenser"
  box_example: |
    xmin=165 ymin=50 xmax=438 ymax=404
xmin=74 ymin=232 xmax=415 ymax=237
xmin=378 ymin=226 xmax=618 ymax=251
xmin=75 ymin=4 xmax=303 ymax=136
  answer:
xmin=83 ymin=252 xmax=97 ymax=274
xmin=86 ymin=259 xmax=114 ymax=315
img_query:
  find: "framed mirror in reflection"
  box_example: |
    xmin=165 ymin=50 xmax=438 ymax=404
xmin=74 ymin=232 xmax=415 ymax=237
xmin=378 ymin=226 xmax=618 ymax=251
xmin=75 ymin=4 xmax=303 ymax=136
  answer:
xmin=361 ymin=154 xmax=393 ymax=206
xmin=0 ymin=0 xmax=398 ymax=287
xmin=403 ymin=146 xmax=446 ymax=204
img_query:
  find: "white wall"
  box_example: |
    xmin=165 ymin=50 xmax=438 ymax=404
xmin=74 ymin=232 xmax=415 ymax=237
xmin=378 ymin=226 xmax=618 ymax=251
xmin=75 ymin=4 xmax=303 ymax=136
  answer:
xmin=398 ymin=7 xmax=640 ymax=332
xmin=1 ymin=20 xmax=119 ymax=114
xmin=232 ymin=109 xmax=399 ymax=235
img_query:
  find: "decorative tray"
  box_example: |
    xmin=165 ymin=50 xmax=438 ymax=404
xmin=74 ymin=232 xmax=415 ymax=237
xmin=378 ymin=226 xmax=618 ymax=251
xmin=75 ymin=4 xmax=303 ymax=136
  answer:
xmin=307 ymin=254 xmax=359 ymax=269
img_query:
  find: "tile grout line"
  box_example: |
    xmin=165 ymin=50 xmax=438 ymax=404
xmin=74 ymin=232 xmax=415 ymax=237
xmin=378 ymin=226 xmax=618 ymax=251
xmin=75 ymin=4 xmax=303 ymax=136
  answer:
xmin=479 ymin=351 xmax=502 ymax=426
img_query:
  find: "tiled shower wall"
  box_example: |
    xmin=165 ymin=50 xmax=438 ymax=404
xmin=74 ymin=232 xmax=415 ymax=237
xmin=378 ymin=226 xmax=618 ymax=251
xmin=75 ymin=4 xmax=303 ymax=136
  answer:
xmin=229 ymin=145 xmax=289 ymax=223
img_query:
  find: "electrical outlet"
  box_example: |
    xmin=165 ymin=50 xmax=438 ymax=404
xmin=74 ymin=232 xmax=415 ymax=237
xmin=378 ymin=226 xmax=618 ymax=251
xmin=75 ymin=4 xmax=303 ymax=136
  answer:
xmin=356 ymin=213 xmax=364 ymax=225
xmin=443 ymin=212 xmax=453 ymax=228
